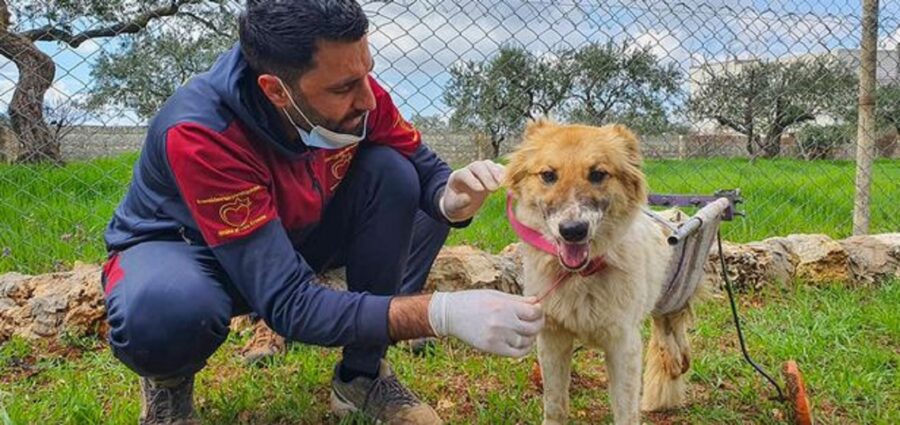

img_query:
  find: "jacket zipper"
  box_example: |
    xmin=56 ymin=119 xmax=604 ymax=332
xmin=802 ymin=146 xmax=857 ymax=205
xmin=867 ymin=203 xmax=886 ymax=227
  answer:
xmin=304 ymin=156 xmax=325 ymax=213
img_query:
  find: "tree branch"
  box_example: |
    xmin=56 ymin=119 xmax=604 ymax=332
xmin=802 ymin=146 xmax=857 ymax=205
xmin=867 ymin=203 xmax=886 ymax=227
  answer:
xmin=180 ymin=11 xmax=231 ymax=38
xmin=777 ymin=112 xmax=815 ymax=128
xmin=20 ymin=0 xmax=197 ymax=47
xmin=713 ymin=114 xmax=748 ymax=135
xmin=0 ymin=0 xmax=10 ymax=33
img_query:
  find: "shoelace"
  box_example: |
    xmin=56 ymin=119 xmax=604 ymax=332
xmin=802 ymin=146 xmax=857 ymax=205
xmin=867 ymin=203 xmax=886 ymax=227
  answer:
xmin=362 ymin=374 xmax=419 ymax=419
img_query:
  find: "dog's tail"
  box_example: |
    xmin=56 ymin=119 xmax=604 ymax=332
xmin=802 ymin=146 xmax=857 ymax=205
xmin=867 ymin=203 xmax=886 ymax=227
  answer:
xmin=641 ymin=307 xmax=693 ymax=411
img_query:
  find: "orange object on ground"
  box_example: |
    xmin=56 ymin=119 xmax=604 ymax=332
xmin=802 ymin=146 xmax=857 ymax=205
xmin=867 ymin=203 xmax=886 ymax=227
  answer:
xmin=783 ymin=360 xmax=812 ymax=425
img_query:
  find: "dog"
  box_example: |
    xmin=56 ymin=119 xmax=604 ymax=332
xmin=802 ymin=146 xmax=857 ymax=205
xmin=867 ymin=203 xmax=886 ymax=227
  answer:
xmin=503 ymin=118 xmax=697 ymax=424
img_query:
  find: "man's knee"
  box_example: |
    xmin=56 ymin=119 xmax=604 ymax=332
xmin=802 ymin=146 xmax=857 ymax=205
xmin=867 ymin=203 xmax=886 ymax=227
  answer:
xmin=354 ymin=145 xmax=419 ymax=208
xmin=106 ymin=277 xmax=230 ymax=378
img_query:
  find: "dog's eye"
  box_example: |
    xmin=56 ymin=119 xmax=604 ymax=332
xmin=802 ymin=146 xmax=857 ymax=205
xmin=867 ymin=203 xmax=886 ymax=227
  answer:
xmin=588 ymin=169 xmax=607 ymax=184
xmin=540 ymin=170 xmax=557 ymax=184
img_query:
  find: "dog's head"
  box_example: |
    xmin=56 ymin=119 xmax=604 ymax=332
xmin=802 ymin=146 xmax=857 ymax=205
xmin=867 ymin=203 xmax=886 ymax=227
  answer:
xmin=504 ymin=118 xmax=647 ymax=271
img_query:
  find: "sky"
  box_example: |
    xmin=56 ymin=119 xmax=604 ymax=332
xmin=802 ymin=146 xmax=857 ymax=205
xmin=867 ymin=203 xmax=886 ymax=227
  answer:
xmin=1 ymin=0 xmax=899 ymax=126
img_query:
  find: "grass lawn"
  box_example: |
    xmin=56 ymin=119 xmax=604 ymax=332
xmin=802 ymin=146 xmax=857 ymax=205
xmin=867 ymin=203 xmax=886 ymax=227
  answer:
xmin=1 ymin=280 xmax=897 ymax=424
xmin=1 ymin=153 xmax=898 ymax=274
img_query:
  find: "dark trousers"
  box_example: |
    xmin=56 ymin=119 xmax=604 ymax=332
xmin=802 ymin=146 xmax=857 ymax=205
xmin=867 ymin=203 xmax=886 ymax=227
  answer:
xmin=103 ymin=146 xmax=450 ymax=378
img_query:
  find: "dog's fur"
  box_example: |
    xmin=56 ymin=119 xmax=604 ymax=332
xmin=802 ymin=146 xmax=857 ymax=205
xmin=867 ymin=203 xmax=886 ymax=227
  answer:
xmin=504 ymin=119 xmax=697 ymax=425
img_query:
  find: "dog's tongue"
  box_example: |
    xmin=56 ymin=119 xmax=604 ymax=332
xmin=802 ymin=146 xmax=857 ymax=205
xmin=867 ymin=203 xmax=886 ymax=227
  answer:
xmin=559 ymin=242 xmax=590 ymax=269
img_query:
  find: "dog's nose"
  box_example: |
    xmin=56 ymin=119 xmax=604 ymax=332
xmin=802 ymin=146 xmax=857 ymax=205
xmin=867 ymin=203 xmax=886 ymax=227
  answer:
xmin=559 ymin=221 xmax=588 ymax=242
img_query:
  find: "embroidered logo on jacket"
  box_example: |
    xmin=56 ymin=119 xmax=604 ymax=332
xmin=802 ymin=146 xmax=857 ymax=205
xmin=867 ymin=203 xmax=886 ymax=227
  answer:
xmin=325 ymin=148 xmax=355 ymax=191
xmin=197 ymin=186 xmax=269 ymax=237
xmin=219 ymin=197 xmax=252 ymax=227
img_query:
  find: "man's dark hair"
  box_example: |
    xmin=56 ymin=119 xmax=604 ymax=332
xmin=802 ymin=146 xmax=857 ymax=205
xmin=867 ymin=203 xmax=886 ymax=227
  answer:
xmin=239 ymin=0 xmax=369 ymax=81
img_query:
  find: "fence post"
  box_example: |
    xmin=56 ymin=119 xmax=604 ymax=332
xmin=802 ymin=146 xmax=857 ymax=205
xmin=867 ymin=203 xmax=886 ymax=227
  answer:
xmin=853 ymin=0 xmax=879 ymax=235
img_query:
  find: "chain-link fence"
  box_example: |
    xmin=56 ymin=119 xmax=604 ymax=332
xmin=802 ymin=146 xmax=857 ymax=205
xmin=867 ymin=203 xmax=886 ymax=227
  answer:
xmin=1 ymin=0 xmax=898 ymax=274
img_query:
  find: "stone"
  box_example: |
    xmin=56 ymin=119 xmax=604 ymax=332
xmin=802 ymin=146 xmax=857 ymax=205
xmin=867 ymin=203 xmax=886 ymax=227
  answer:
xmin=3 ymin=234 xmax=899 ymax=343
xmin=839 ymin=233 xmax=900 ymax=285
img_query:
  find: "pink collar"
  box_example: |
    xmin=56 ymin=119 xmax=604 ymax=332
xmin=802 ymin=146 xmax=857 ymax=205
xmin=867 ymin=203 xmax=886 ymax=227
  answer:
xmin=506 ymin=192 xmax=557 ymax=256
xmin=506 ymin=191 xmax=608 ymax=284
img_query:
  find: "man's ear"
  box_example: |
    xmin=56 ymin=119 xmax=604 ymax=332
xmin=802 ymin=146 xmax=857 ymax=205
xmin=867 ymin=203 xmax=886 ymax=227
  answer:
xmin=258 ymin=74 xmax=292 ymax=109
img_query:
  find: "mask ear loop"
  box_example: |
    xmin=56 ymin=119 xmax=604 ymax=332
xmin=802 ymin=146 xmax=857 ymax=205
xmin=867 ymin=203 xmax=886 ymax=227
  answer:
xmin=275 ymin=77 xmax=317 ymax=129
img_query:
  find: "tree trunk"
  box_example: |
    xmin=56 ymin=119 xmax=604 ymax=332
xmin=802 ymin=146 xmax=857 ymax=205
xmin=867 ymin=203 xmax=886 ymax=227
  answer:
xmin=0 ymin=31 xmax=59 ymax=164
xmin=853 ymin=0 xmax=879 ymax=235
xmin=491 ymin=136 xmax=502 ymax=159
xmin=760 ymin=97 xmax=786 ymax=158
xmin=744 ymin=97 xmax=755 ymax=156
xmin=761 ymin=132 xmax=782 ymax=158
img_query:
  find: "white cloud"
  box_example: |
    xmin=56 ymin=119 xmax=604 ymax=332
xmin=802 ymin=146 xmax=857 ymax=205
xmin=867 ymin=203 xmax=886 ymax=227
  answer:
xmin=630 ymin=29 xmax=688 ymax=65
xmin=73 ymin=39 xmax=102 ymax=56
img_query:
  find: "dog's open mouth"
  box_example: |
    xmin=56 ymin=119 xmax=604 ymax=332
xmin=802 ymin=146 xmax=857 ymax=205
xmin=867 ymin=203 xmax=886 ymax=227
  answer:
xmin=557 ymin=241 xmax=590 ymax=271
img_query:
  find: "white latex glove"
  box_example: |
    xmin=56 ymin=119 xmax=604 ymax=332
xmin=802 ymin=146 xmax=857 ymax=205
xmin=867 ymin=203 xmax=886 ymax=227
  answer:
xmin=440 ymin=160 xmax=505 ymax=222
xmin=428 ymin=289 xmax=545 ymax=358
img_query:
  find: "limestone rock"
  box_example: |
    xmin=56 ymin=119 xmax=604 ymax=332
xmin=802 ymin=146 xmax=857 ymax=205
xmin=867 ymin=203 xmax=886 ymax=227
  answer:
xmin=839 ymin=233 xmax=900 ymax=285
xmin=704 ymin=239 xmax=798 ymax=291
xmin=424 ymin=245 xmax=522 ymax=294
xmin=779 ymin=234 xmax=851 ymax=283
xmin=0 ymin=262 xmax=105 ymax=342
xmin=3 ymin=233 xmax=899 ymax=343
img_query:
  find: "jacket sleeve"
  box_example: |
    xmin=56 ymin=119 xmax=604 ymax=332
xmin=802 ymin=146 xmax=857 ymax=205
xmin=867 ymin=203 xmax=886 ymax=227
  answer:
xmin=164 ymin=122 xmax=392 ymax=346
xmin=365 ymin=76 xmax=471 ymax=228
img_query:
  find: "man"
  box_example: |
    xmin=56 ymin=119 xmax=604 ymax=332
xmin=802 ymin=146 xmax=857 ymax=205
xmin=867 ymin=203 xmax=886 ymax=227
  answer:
xmin=100 ymin=0 xmax=544 ymax=424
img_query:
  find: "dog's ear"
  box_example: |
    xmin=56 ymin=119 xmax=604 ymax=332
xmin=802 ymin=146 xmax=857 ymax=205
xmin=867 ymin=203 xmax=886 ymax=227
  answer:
xmin=522 ymin=116 xmax=554 ymax=141
xmin=610 ymin=124 xmax=640 ymax=159
xmin=500 ymin=145 xmax=527 ymax=190
xmin=501 ymin=146 xmax=533 ymax=191
xmin=609 ymin=124 xmax=647 ymax=204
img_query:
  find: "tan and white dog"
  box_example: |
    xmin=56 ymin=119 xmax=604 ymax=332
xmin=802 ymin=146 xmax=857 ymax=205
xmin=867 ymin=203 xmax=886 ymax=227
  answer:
xmin=504 ymin=119 xmax=697 ymax=425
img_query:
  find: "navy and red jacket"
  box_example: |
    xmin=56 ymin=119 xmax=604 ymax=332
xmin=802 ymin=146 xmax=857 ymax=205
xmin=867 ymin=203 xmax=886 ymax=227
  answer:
xmin=103 ymin=43 xmax=462 ymax=348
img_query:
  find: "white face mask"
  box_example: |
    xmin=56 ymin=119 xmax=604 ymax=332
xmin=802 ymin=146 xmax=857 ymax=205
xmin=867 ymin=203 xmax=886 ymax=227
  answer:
xmin=276 ymin=78 xmax=368 ymax=150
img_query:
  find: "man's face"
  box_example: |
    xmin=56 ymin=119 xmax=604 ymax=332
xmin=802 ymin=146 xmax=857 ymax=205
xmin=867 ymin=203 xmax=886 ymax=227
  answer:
xmin=278 ymin=35 xmax=376 ymax=135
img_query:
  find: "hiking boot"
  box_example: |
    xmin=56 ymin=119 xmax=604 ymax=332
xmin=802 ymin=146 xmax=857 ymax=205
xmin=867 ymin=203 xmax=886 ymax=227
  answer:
xmin=239 ymin=319 xmax=285 ymax=365
xmin=139 ymin=374 xmax=197 ymax=425
xmin=330 ymin=361 xmax=443 ymax=424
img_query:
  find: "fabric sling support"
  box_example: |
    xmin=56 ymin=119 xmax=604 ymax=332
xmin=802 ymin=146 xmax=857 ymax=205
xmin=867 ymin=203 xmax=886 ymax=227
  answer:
xmin=646 ymin=192 xmax=786 ymax=403
xmin=646 ymin=197 xmax=730 ymax=316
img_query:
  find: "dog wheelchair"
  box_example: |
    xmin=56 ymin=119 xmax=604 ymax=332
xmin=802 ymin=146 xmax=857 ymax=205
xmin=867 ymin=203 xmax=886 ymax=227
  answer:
xmin=645 ymin=189 xmax=811 ymax=425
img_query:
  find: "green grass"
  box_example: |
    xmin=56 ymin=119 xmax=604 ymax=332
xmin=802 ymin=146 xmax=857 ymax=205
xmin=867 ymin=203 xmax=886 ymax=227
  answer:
xmin=1 ymin=153 xmax=898 ymax=422
xmin=1 ymin=280 xmax=897 ymax=424
xmin=4 ymin=154 xmax=896 ymax=274
xmin=0 ymin=153 xmax=138 ymax=274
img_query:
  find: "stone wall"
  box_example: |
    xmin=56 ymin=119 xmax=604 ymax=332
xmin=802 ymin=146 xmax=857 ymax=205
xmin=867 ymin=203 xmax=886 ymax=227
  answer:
xmin=2 ymin=233 xmax=898 ymax=343
xmin=1 ymin=125 xmax=897 ymax=164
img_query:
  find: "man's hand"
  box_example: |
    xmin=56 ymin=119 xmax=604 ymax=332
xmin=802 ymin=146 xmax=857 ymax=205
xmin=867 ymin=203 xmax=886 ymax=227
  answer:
xmin=440 ymin=160 xmax=505 ymax=222
xmin=428 ymin=289 xmax=544 ymax=358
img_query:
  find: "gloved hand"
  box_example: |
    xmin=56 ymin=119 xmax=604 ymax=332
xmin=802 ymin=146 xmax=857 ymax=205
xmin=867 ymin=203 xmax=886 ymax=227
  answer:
xmin=428 ymin=289 xmax=545 ymax=358
xmin=440 ymin=160 xmax=505 ymax=223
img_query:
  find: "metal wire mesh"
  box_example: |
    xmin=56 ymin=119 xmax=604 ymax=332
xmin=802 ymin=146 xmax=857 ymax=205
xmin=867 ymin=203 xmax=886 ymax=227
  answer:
xmin=1 ymin=0 xmax=898 ymax=274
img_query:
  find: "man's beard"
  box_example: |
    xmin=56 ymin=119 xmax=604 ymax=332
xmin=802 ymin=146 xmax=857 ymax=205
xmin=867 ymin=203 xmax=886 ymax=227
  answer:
xmin=338 ymin=112 xmax=367 ymax=134
xmin=292 ymin=93 xmax=366 ymax=135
